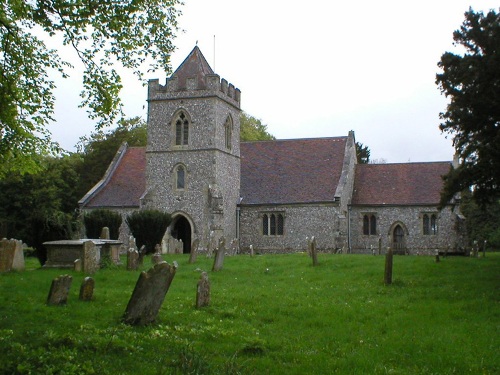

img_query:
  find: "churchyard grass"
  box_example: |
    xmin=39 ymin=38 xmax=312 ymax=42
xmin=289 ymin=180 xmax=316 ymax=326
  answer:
xmin=0 ymin=252 xmax=498 ymax=374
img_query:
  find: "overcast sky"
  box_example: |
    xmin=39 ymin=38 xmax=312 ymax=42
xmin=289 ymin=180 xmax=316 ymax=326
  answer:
xmin=47 ymin=0 xmax=498 ymax=163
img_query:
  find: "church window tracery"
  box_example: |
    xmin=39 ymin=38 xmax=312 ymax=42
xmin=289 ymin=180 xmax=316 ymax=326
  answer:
xmin=174 ymin=111 xmax=189 ymax=146
xmin=363 ymin=214 xmax=377 ymax=235
xmin=423 ymin=213 xmax=437 ymax=235
xmin=262 ymin=213 xmax=284 ymax=236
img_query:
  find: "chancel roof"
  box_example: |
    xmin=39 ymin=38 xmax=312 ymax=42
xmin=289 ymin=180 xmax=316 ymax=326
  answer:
xmin=171 ymin=46 xmax=214 ymax=89
xmin=240 ymin=137 xmax=348 ymax=205
xmin=351 ymin=162 xmax=452 ymax=206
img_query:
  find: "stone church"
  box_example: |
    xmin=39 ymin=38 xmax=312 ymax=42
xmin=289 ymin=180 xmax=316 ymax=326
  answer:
xmin=79 ymin=46 xmax=465 ymax=255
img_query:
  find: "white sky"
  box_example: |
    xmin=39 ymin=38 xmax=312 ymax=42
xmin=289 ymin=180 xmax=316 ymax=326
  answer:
xmin=47 ymin=0 xmax=499 ymax=163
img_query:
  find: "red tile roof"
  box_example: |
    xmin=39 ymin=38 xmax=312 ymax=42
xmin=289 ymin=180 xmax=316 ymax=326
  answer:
xmin=351 ymin=162 xmax=451 ymax=206
xmin=240 ymin=137 xmax=348 ymax=205
xmin=84 ymin=147 xmax=146 ymax=208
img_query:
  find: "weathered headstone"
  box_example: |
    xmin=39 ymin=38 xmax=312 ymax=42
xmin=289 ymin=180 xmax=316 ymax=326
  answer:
xmin=127 ymin=248 xmax=139 ymax=271
xmin=196 ymin=272 xmax=210 ymax=308
xmin=47 ymin=275 xmax=73 ymax=305
xmin=435 ymin=249 xmax=440 ymax=263
xmin=189 ymin=238 xmax=199 ymax=264
xmin=230 ymin=238 xmax=239 ymax=255
xmin=74 ymin=259 xmax=82 ymax=272
xmin=82 ymin=240 xmax=99 ymax=274
xmin=122 ymin=261 xmax=178 ymax=326
xmin=206 ymin=231 xmax=215 ymax=257
xmin=310 ymin=236 xmax=318 ymax=266
xmin=212 ymin=237 xmax=226 ymax=271
xmin=0 ymin=238 xmax=16 ymax=272
xmin=10 ymin=239 xmax=25 ymax=271
xmin=100 ymin=227 xmax=110 ymax=240
xmin=249 ymin=244 xmax=254 ymax=257
xmin=384 ymin=247 xmax=393 ymax=285
xmin=79 ymin=277 xmax=95 ymax=301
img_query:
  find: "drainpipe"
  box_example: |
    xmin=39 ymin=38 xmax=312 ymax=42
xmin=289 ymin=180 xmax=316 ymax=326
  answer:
xmin=236 ymin=206 xmax=241 ymax=240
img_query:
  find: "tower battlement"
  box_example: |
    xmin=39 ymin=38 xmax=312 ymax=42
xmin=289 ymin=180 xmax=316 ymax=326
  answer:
xmin=148 ymin=74 xmax=241 ymax=107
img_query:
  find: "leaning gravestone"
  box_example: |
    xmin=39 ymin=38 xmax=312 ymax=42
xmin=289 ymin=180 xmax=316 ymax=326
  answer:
xmin=122 ymin=261 xmax=178 ymax=326
xmin=47 ymin=275 xmax=73 ymax=305
xmin=196 ymin=272 xmax=210 ymax=308
xmin=82 ymin=240 xmax=99 ymax=274
xmin=0 ymin=238 xmax=17 ymax=272
xmin=189 ymin=238 xmax=200 ymax=264
xmin=212 ymin=237 xmax=226 ymax=272
xmin=310 ymin=236 xmax=318 ymax=266
xmin=127 ymin=248 xmax=139 ymax=271
xmin=79 ymin=277 xmax=95 ymax=301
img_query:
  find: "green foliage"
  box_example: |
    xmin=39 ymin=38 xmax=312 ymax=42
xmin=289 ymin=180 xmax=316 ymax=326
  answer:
xmin=461 ymin=193 xmax=500 ymax=249
xmin=84 ymin=209 xmax=123 ymax=240
xmin=436 ymin=8 xmax=500 ymax=206
xmin=240 ymin=112 xmax=275 ymax=141
xmin=0 ymin=0 xmax=180 ymax=176
xmin=0 ymin=254 xmax=498 ymax=374
xmin=126 ymin=209 xmax=172 ymax=254
xmin=356 ymin=142 xmax=370 ymax=164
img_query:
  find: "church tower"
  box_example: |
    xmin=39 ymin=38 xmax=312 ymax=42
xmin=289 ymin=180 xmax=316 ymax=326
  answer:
xmin=144 ymin=47 xmax=241 ymax=252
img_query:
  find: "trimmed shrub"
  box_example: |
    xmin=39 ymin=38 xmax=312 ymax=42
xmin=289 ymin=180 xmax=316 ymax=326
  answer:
xmin=125 ymin=210 xmax=172 ymax=254
xmin=84 ymin=209 xmax=122 ymax=239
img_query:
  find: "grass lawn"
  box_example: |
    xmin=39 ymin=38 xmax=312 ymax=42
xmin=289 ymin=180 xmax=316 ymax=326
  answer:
xmin=0 ymin=252 xmax=498 ymax=374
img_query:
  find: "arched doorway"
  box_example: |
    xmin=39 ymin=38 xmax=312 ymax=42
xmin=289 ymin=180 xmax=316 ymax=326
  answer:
xmin=171 ymin=216 xmax=192 ymax=253
xmin=392 ymin=225 xmax=405 ymax=255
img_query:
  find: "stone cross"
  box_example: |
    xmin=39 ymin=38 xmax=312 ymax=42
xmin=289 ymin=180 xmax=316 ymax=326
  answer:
xmin=310 ymin=236 xmax=318 ymax=266
xmin=127 ymin=248 xmax=139 ymax=271
xmin=82 ymin=240 xmax=99 ymax=274
xmin=196 ymin=272 xmax=210 ymax=308
xmin=79 ymin=277 xmax=95 ymax=301
xmin=0 ymin=238 xmax=17 ymax=272
xmin=100 ymin=226 xmax=110 ymax=240
xmin=122 ymin=261 xmax=178 ymax=326
xmin=189 ymin=238 xmax=199 ymax=264
xmin=212 ymin=237 xmax=226 ymax=271
xmin=47 ymin=275 xmax=73 ymax=305
xmin=384 ymin=247 xmax=393 ymax=285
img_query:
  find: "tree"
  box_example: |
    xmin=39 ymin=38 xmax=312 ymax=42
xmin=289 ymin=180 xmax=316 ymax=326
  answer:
xmin=356 ymin=142 xmax=370 ymax=164
xmin=240 ymin=112 xmax=275 ymax=141
xmin=126 ymin=210 xmax=172 ymax=255
xmin=436 ymin=8 xmax=500 ymax=207
xmin=0 ymin=0 xmax=180 ymax=176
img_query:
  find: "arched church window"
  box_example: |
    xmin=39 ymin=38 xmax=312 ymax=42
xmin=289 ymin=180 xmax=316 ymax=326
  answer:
xmin=224 ymin=116 xmax=232 ymax=150
xmin=423 ymin=213 xmax=438 ymax=235
xmin=363 ymin=214 xmax=376 ymax=235
xmin=174 ymin=111 xmax=189 ymax=146
xmin=262 ymin=213 xmax=285 ymax=236
xmin=175 ymin=165 xmax=185 ymax=190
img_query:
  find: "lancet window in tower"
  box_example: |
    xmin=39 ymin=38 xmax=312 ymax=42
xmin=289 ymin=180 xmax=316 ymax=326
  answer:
xmin=174 ymin=111 xmax=189 ymax=146
xmin=224 ymin=116 xmax=232 ymax=150
xmin=175 ymin=165 xmax=185 ymax=190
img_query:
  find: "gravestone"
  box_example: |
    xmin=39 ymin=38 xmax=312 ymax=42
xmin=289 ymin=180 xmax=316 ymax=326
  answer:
xmin=230 ymin=238 xmax=239 ymax=255
xmin=310 ymin=236 xmax=318 ymax=266
xmin=435 ymin=249 xmax=440 ymax=263
xmin=79 ymin=277 xmax=95 ymax=301
xmin=122 ymin=261 xmax=178 ymax=326
xmin=189 ymin=238 xmax=199 ymax=264
xmin=152 ymin=252 xmax=163 ymax=265
xmin=212 ymin=237 xmax=226 ymax=271
xmin=0 ymin=238 xmax=16 ymax=272
xmin=100 ymin=227 xmax=110 ymax=240
xmin=206 ymin=231 xmax=215 ymax=257
xmin=74 ymin=259 xmax=82 ymax=272
xmin=384 ymin=247 xmax=393 ymax=285
xmin=249 ymin=244 xmax=254 ymax=257
xmin=127 ymin=248 xmax=139 ymax=270
xmin=196 ymin=272 xmax=210 ymax=308
xmin=82 ymin=240 xmax=99 ymax=274
xmin=11 ymin=240 xmax=25 ymax=271
xmin=47 ymin=275 xmax=73 ymax=305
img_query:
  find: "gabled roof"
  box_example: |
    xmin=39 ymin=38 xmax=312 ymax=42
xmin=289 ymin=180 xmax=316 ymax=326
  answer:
xmin=240 ymin=137 xmax=348 ymax=205
xmin=351 ymin=162 xmax=452 ymax=206
xmin=171 ymin=46 xmax=214 ymax=89
xmin=81 ymin=146 xmax=146 ymax=208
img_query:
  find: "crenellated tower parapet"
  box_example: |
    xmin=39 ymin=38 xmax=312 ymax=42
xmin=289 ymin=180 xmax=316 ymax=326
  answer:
xmin=148 ymin=73 xmax=241 ymax=109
